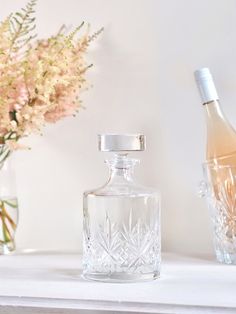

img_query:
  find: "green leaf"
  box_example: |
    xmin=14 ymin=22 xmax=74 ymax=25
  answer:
xmin=9 ymin=0 xmax=37 ymax=54
xmin=16 ymin=12 xmax=24 ymax=19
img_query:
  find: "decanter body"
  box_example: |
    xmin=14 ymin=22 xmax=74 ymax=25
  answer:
xmin=83 ymin=134 xmax=161 ymax=282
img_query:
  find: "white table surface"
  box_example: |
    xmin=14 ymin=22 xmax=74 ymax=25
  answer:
xmin=0 ymin=252 xmax=235 ymax=314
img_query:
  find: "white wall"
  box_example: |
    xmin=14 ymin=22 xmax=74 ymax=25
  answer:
xmin=2 ymin=0 xmax=236 ymax=255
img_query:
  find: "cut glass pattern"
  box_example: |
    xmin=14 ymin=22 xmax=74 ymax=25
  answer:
xmin=205 ymin=166 xmax=236 ymax=264
xmin=83 ymin=209 xmax=160 ymax=276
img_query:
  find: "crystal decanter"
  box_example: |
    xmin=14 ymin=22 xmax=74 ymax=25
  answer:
xmin=83 ymin=134 xmax=161 ymax=282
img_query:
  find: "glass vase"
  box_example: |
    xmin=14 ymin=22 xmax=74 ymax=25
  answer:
xmin=0 ymin=145 xmax=18 ymax=254
xmin=202 ymin=163 xmax=236 ymax=264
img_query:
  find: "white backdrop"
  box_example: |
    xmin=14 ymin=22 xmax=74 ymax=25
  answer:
xmin=2 ymin=0 xmax=236 ymax=255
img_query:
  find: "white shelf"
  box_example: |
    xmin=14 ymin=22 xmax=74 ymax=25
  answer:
xmin=0 ymin=252 xmax=235 ymax=313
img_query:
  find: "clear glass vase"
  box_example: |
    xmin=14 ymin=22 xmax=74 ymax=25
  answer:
xmin=83 ymin=134 xmax=161 ymax=282
xmin=0 ymin=145 xmax=18 ymax=254
xmin=202 ymin=163 xmax=236 ymax=264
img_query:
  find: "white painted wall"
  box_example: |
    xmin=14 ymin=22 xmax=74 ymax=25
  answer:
xmin=2 ymin=0 xmax=236 ymax=255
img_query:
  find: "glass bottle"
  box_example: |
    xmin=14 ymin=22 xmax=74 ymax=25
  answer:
xmin=0 ymin=146 xmax=18 ymax=254
xmin=83 ymin=134 xmax=161 ymax=282
xmin=195 ymin=68 xmax=236 ymax=264
xmin=194 ymin=67 xmax=236 ymax=164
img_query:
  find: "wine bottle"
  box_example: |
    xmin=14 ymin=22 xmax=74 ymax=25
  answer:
xmin=194 ymin=68 xmax=236 ymax=164
xmin=195 ymin=68 xmax=236 ymax=239
xmin=195 ymin=68 xmax=236 ymax=264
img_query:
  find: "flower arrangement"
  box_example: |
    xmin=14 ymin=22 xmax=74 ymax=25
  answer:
xmin=0 ymin=0 xmax=102 ymax=163
xmin=0 ymin=0 xmax=102 ymax=253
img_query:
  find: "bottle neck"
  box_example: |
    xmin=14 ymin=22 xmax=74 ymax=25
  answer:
xmin=204 ymin=99 xmax=225 ymax=121
xmin=106 ymin=153 xmax=138 ymax=184
xmin=195 ymin=69 xmax=236 ymax=160
xmin=204 ymin=100 xmax=236 ymax=160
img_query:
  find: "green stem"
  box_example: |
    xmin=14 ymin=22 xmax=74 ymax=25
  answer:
xmin=4 ymin=208 xmax=17 ymax=230
xmin=0 ymin=145 xmax=11 ymax=170
xmin=0 ymin=204 xmax=12 ymax=243
xmin=4 ymin=200 xmax=17 ymax=208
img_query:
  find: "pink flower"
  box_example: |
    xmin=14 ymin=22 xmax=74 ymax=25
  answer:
xmin=0 ymin=5 xmax=101 ymax=150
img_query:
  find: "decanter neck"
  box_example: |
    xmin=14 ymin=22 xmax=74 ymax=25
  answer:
xmin=106 ymin=153 xmax=138 ymax=183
